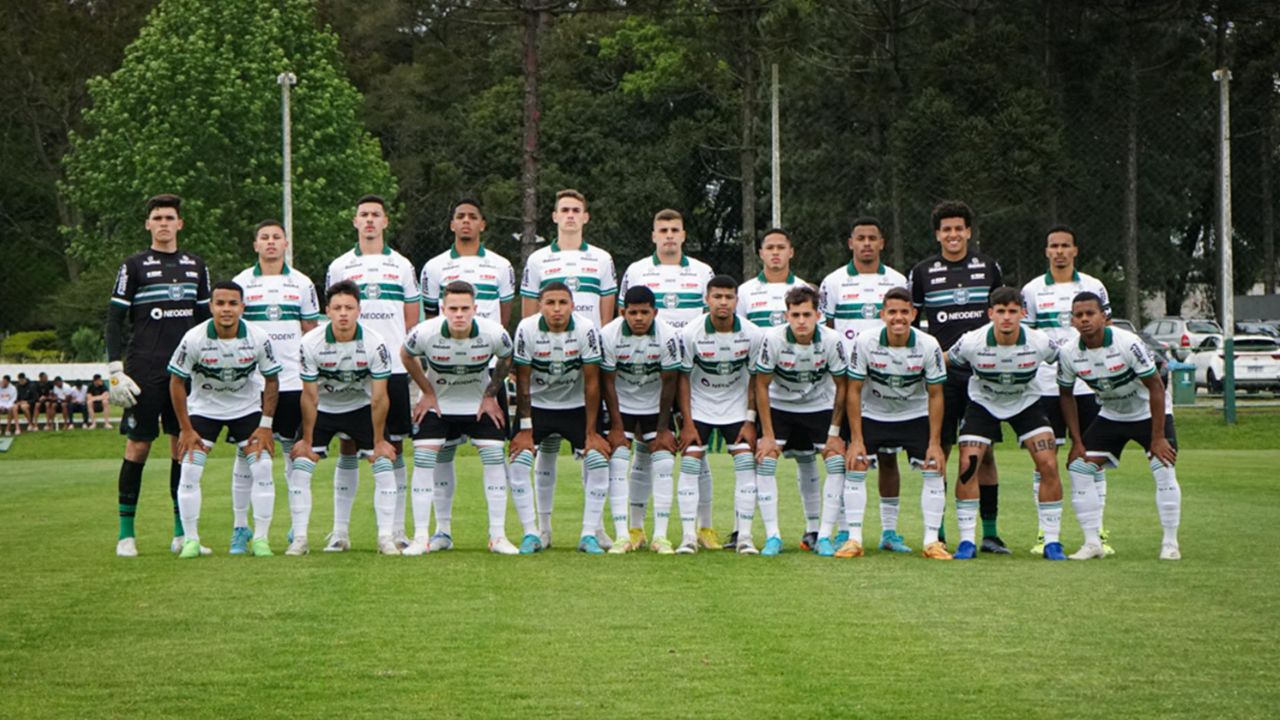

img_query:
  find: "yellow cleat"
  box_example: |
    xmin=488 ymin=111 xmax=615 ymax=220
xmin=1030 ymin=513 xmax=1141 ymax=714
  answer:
xmin=628 ymin=528 xmax=648 ymax=551
xmin=696 ymin=527 xmax=723 ymax=550
xmin=1100 ymin=528 xmax=1116 ymax=557
xmin=834 ymin=539 xmax=864 ymax=558
xmin=922 ymin=541 xmax=953 ymax=560
xmin=650 ymin=537 xmax=675 ymax=555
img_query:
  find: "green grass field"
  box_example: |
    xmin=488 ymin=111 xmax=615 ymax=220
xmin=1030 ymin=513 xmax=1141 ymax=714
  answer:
xmin=1 ymin=407 xmax=1278 ymax=718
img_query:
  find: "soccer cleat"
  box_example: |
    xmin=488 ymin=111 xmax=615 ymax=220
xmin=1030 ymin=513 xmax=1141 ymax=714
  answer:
xmin=391 ymin=530 xmax=411 ymax=550
xmin=651 ymin=537 xmax=675 ymax=555
xmin=578 ymin=535 xmax=605 ymax=555
xmin=922 ymin=541 xmax=953 ymax=560
xmin=518 ymin=533 xmax=543 ymax=554
xmin=377 ymin=536 xmax=401 ymax=555
xmin=428 ymin=532 xmax=454 ymax=552
xmin=1042 ymin=542 xmax=1067 ymax=561
xmin=800 ymin=531 xmax=818 ymax=552
xmin=608 ymin=537 xmax=637 ymax=555
xmin=737 ymin=538 xmax=759 ymax=555
xmin=1100 ymin=528 xmax=1116 ymax=557
xmin=229 ymin=526 xmax=252 ymax=555
xmin=116 ymin=537 xmax=138 ymax=558
xmin=879 ymin=530 xmax=913 ymax=554
xmin=171 ymin=535 xmax=212 ymax=556
xmin=815 ymin=537 xmax=836 ymax=557
xmin=251 ymin=538 xmax=273 ymax=557
xmin=696 ymin=528 xmax=723 ymax=550
xmin=1069 ymin=541 xmax=1105 ymax=560
xmin=179 ymin=538 xmax=202 ymax=559
xmin=834 ymin=530 xmax=849 ymax=545
xmin=594 ymin=528 xmax=613 ymax=551
xmin=323 ymin=532 xmax=351 ymax=553
xmin=1029 ymin=531 xmax=1046 ymax=556
xmin=402 ymin=537 xmax=431 ymax=556
xmin=628 ymin=528 xmax=648 ymax=551
xmin=953 ymin=540 xmax=978 ymax=560
xmin=834 ymin=539 xmax=865 ymax=558
xmin=980 ymin=536 xmax=1012 ymax=555
xmin=761 ymin=536 xmax=784 ymax=557
xmin=1159 ymin=542 xmax=1181 ymax=561
xmin=285 ymin=538 xmax=309 ymax=556
xmin=489 ymin=536 xmax=520 ymax=555
xmin=539 ymin=529 xmax=553 ymax=551
xmin=676 ymin=538 xmax=698 ymax=555
xmin=724 ymin=530 xmax=738 ymax=551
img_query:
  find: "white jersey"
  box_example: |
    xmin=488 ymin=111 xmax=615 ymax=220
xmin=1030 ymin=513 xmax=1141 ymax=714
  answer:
xmin=948 ymin=324 xmax=1058 ymax=419
xmin=1022 ymin=270 xmax=1110 ymax=396
xmin=0 ymin=384 xmax=16 ymax=408
xmin=520 ymin=240 xmax=617 ymax=324
xmin=736 ymin=272 xmax=812 ymax=328
xmin=298 ymin=323 xmax=393 ymax=414
xmin=846 ymin=328 xmax=946 ymax=422
xmin=755 ymin=325 xmax=847 ymax=414
xmin=232 ymin=263 xmax=322 ymax=392
xmin=680 ymin=314 xmax=764 ymax=425
xmin=419 ymin=244 xmax=515 ymax=322
xmin=403 ymin=316 xmax=513 ymax=416
xmin=1057 ymin=327 xmax=1159 ymax=422
xmin=819 ymin=262 xmax=909 ymax=342
xmin=618 ymin=254 xmax=715 ymax=329
xmin=52 ymin=384 xmax=74 ymax=402
xmin=326 ymin=245 xmax=419 ymax=373
xmin=167 ymin=320 xmax=282 ymax=421
xmin=513 ymin=312 xmax=603 ymax=410
xmin=600 ymin=316 xmax=682 ymax=416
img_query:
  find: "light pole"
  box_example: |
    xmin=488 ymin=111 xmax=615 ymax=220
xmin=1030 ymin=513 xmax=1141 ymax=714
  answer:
xmin=278 ymin=71 xmax=297 ymax=267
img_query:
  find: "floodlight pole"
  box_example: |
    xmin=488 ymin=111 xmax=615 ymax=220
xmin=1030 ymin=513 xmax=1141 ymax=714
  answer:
xmin=1214 ymin=68 xmax=1236 ymax=424
xmin=278 ymin=71 xmax=298 ymax=267
xmin=770 ymin=63 xmax=781 ymax=227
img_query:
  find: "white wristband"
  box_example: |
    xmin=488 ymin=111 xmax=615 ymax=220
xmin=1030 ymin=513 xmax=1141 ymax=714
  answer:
xmin=828 ymin=424 xmax=841 ymax=437
xmin=520 ymin=417 xmax=533 ymax=431
xmin=745 ymin=410 xmax=757 ymax=422
xmin=259 ymin=415 xmax=274 ymax=429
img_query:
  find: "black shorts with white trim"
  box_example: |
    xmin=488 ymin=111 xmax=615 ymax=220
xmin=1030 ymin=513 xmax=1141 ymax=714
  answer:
xmin=768 ymin=407 xmax=833 ymax=453
xmin=190 ymin=412 xmax=262 ymax=446
xmin=957 ymin=402 xmax=1052 ymax=447
xmin=311 ymin=406 xmax=376 ymax=456
xmin=858 ymin=416 xmax=931 ymax=467
xmin=1039 ymin=393 xmax=1101 ymax=445
xmin=414 ymin=411 xmax=505 ymax=443
xmin=1083 ymin=414 xmax=1178 ymax=468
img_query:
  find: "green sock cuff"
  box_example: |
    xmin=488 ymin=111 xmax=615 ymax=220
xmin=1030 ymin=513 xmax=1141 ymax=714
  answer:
xmin=118 ymin=506 xmax=137 ymax=540
xmin=173 ymin=512 xmax=184 ymax=537
xmin=982 ymin=517 xmax=998 ymax=537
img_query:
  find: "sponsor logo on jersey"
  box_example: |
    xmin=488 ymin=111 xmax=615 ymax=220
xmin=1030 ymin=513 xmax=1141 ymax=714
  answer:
xmin=145 ymin=271 xmax=162 ymax=278
xmin=143 ymin=257 xmax=160 ymax=266
xmin=936 ymin=309 xmax=984 ymax=323
xmin=953 ymin=288 xmax=970 ymax=304
xmin=180 ymin=256 xmax=197 ymax=265
xmin=168 ymin=285 xmax=185 ymax=300
xmin=150 ymin=307 xmax=194 ymax=320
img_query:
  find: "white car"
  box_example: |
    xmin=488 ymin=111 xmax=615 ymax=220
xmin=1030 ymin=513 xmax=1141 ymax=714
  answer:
xmin=1189 ymin=334 xmax=1280 ymax=393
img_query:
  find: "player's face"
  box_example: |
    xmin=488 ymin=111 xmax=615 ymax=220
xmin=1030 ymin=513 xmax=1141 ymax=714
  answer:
xmin=353 ymin=202 xmax=388 ymax=240
xmin=1071 ymin=300 xmax=1106 ymax=340
xmin=552 ymin=198 xmax=588 ymax=235
xmin=211 ymin=289 xmax=244 ymax=330
xmin=1046 ymin=231 xmax=1077 ymax=270
xmin=987 ymin=302 xmax=1024 ymax=337
xmin=539 ymin=290 xmax=573 ymax=330
xmin=849 ymin=224 xmax=884 ymax=264
xmin=145 ymin=207 xmax=183 ymax=247
xmin=327 ymin=293 xmax=360 ymax=333
xmin=254 ymin=225 xmax=288 ymax=262
xmin=450 ymin=204 xmax=485 ymax=241
xmin=935 ymin=216 xmax=970 ymax=258
xmin=758 ymin=234 xmax=793 ymax=271
xmin=881 ymin=298 xmax=916 ymax=339
xmin=707 ymin=287 xmax=736 ymax=320
xmin=623 ymin=303 xmax=655 ymax=335
xmin=442 ymin=292 xmax=477 ymax=334
xmin=652 ymin=219 xmax=685 ymax=258
xmin=786 ymin=300 xmax=819 ymax=337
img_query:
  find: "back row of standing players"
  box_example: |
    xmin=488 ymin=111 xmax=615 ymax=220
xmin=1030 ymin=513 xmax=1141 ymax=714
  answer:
xmin=107 ymin=190 xmax=1181 ymax=561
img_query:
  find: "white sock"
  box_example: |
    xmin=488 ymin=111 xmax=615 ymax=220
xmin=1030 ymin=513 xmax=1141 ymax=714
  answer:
xmin=581 ymin=450 xmax=610 ymax=538
xmin=1067 ymin=458 xmax=1101 ymax=545
xmin=921 ymin=470 xmax=945 ymax=546
xmin=1032 ymin=470 xmax=1044 ymax=534
xmin=1151 ymin=457 xmax=1181 ymax=545
xmin=411 ymin=447 xmax=437 ymax=539
xmin=433 ymin=444 xmax=457 ymax=537
xmin=609 ymin=446 xmax=632 ymax=539
xmin=732 ymin=453 xmax=757 ymax=542
xmin=288 ymin=457 xmax=315 ymax=540
xmin=651 ymin=450 xmax=674 ymax=539
xmin=1095 ymin=469 xmax=1109 ymax=529
xmin=333 ymin=454 xmax=359 ymax=535
xmin=478 ymin=444 xmax=508 ymax=539
xmin=697 ymin=456 xmax=713 ymax=529
xmin=819 ymin=455 xmax=845 ymax=539
xmin=627 ymin=442 xmax=651 ymax=529
xmin=280 ymin=439 xmax=295 ymax=478
xmin=678 ymin=456 xmax=701 ymax=540
xmin=795 ymin=451 xmax=820 ymax=533
xmin=535 ymin=438 xmax=560 ymax=534
xmin=756 ymin=456 xmax=780 ymax=539
xmin=246 ymin=450 xmax=274 ymax=540
xmin=508 ymin=449 xmax=538 ymax=536
xmin=231 ymin=448 xmax=251 ymax=528
xmin=957 ymin=498 xmax=979 ymax=544
xmin=879 ymin=496 xmax=900 ymax=535
xmin=178 ymin=450 xmax=207 ymax=543
xmin=1038 ymin=500 xmax=1063 ymax=544
xmin=372 ymin=457 xmax=397 ymax=539
xmin=392 ymin=455 xmax=407 ymax=536
xmin=841 ymin=469 xmax=867 ymax=544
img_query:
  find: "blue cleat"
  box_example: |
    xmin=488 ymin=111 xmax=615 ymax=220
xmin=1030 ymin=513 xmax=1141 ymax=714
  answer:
xmin=953 ymin=540 xmax=978 ymax=560
xmin=229 ymin=526 xmax=252 ymax=555
xmin=578 ymin=535 xmax=605 ymax=555
xmin=816 ymin=537 xmax=836 ymax=557
xmin=1043 ymin=542 xmax=1067 ymax=561
xmin=519 ymin=533 xmax=543 ymax=555
xmin=834 ymin=530 xmax=849 ymax=545
xmin=761 ymin=536 xmax=784 ymax=557
xmin=879 ymin=530 xmax=913 ymax=554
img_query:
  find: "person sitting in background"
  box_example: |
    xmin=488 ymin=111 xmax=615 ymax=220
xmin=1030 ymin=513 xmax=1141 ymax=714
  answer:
xmin=87 ymin=374 xmax=111 ymax=429
xmin=14 ymin=374 xmax=36 ymax=433
xmin=0 ymin=375 xmax=18 ymax=435
xmin=51 ymin=377 xmax=74 ymax=430
xmin=68 ymin=382 xmax=90 ymax=429
xmin=34 ymin=372 xmax=55 ymax=431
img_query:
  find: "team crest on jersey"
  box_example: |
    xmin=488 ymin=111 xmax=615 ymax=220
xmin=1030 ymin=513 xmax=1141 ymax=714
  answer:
xmin=664 ymin=294 xmax=679 ymax=309
xmin=341 ymin=370 xmax=356 ymax=382
xmin=954 ymin=288 xmax=970 ymax=304
xmin=366 ymin=284 xmax=382 ymax=299
xmin=796 ymin=371 xmax=813 ymax=383
xmin=220 ymin=368 xmax=238 ymax=383
xmin=717 ymin=361 xmax=733 ymax=375
xmin=998 ymin=372 xmax=1013 ymax=384
xmin=1058 ymin=310 xmax=1072 ymax=326
xmin=549 ymin=361 xmax=565 ymax=376
xmin=565 ymin=277 xmax=580 ymax=291
xmin=268 ymin=305 xmax=283 ymax=321
xmin=168 ymin=284 xmax=184 ymax=300
xmin=770 ymin=310 xmax=785 ymax=325
xmin=862 ymin=304 xmax=878 ymax=319
xmin=888 ymin=375 xmax=905 ymax=388
xmin=1096 ymin=378 xmax=1112 ymax=391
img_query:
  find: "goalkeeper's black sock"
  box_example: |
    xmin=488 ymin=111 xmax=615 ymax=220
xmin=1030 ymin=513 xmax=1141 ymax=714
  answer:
xmin=980 ymin=483 xmax=999 ymax=537
xmin=118 ymin=459 xmax=144 ymax=539
xmin=170 ymin=459 xmax=184 ymax=537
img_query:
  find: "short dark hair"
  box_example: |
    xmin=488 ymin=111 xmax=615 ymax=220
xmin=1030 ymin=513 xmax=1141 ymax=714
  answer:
xmin=1 ymin=375 xmax=8 ymax=382
xmin=653 ymin=208 xmax=683 ymax=224
xmin=442 ymin=280 xmax=476 ymax=300
xmin=539 ymin=280 xmax=572 ymax=300
xmin=555 ymin=189 xmax=587 ymax=211
xmin=54 ymin=376 xmax=63 ymax=382
xmin=882 ymin=287 xmax=912 ymax=305
xmin=255 ymin=219 xmax=285 ymax=235
xmin=849 ymin=216 xmax=885 ymax=236
xmin=784 ymin=284 xmax=820 ymax=310
xmin=326 ymin=280 xmax=362 ymax=305
xmin=450 ymin=197 xmax=484 ymax=219
xmin=988 ymin=286 xmax=1022 ymax=308
xmin=756 ymin=227 xmax=791 ymax=251
xmin=623 ymin=286 xmax=656 ymax=308
xmin=1072 ymin=291 xmax=1105 ymax=312
xmin=356 ymin=194 xmax=387 ymax=210
xmin=93 ymin=374 xmax=102 ymax=380
xmin=1046 ymin=224 xmax=1077 ymax=246
xmin=146 ymin=194 xmax=182 ymax=216
xmin=931 ymin=200 xmax=974 ymax=231
xmin=706 ymin=274 xmax=738 ymax=294
xmin=212 ymin=280 xmax=244 ymax=298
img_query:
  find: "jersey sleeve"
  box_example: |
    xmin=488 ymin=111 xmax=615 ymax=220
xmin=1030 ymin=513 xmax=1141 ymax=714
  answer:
xmin=196 ymin=259 xmax=212 ymax=308
xmin=301 ymin=277 xmax=322 ymax=321
xmin=1056 ymin=353 xmax=1077 ymax=387
xmin=679 ymin=326 xmax=696 ymax=373
xmin=989 ymin=258 xmax=1003 ymax=289
xmin=1021 ymin=283 xmax=1037 ymax=328
xmin=257 ymin=334 xmax=283 ymax=377
xmin=420 ymin=263 xmax=440 ymax=315
xmin=1124 ymin=335 xmax=1157 ymax=378
xmin=818 ymin=275 xmax=835 ymax=321
xmin=370 ymin=340 xmax=393 ymax=380
xmin=582 ymin=324 xmax=603 ymax=365
xmin=499 ymin=258 xmax=516 ymax=303
xmin=403 ymin=323 xmax=426 ymax=358
xmin=948 ymin=332 xmax=972 ymax=369
xmin=1094 ymin=278 xmax=1113 ymax=318
xmin=755 ymin=332 xmax=778 ymax=375
xmin=494 ymin=328 xmax=514 ymax=360
xmin=615 ymin=265 xmax=631 ymax=308
xmin=600 ymin=328 xmax=618 ymax=372
xmin=299 ymin=339 xmax=319 ymax=382
xmin=110 ymin=259 xmax=137 ymax=308
xmin=513 ymin=323 xmax=532 ymax=366
xmin=400 ymin=257 xmax=420 ymax=304
xmin=166 ymin=330 xmax=196 ymax=378
xmin=925 ymin=339 xmax=947 ymax=384
xmin=599 ymin=252 xmax=618 ymax=298
xmin=846 ymin=336 xmax=866 ymax=380
xmin=826 ymin=335 xmax=848 ymax=377
xmin=661 ymin=326 xmax=682 ymax=371
xmin=519 ymin=256 xmax=540 ymax=299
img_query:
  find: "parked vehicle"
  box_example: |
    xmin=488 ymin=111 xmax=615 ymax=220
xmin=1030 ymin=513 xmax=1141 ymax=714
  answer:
xmin=1142 ymin=317 xmax=1224 ymax=360
xmin=1188 ymin=334 xmax=1280 ymax=393
xmin=1236 ymin=320 xmax=1280 ymax=340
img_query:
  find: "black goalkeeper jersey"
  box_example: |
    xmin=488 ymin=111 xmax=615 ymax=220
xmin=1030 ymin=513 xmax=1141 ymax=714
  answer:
xmin=108 ymin=248 xmax=211 ymax=379
xmin=908 ymin=249 xmax=1003 ymax=352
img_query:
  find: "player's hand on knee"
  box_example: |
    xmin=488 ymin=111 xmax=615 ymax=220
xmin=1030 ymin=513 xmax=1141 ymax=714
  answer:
xmin=1150 ymin=438 xmax=1177 ymax=467
xmin=246 ymin=428 xmax=275 ymax=458
xmin=509 ymin=429 xmax=534 ymax=458
xmin=107 ymin=362 xmax=140 ymax=408
xmin=735 ymin=422 xmax=756 ymax=449
xmin=177 ymin=429 xmax=204 ymax=463
xmin=650 ymin=428 xmax=676 ymax=454
xmin=754 ymin=436 xmax=778 ymax=463
xmin=824 ymin=435 xmax=846 ymax=459
xmin=373 ymin=440 xmax=397 ymax=462
xmin=586 ymin=431 xmax=611 ymax=458
xmin=1067 ymin=443 xmax=1087 ymax=465
xmin=677 ymin=422 xmax=700 ymax=454
xmin=289 ymin=441 xmax=319 ymax=463
xmin=607 ymin=425 xmax=628 ymax=452
xmin=924 ymin=443 xmax=946 ymax=473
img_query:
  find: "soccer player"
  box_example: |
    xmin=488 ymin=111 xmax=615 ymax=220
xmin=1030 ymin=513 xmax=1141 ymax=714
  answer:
xmin=107 ymin=194 xmax=212 ymax=557
xmin=230 ymin=219 xmax=321 ymax=554
xmin=508 ymin=282 xmax=610 ymax=554
xmin=418 ymin=198 xmax=517 ymax=552
xmin=947 ymin=287 xmax=1066 ymax=560
xmin=843 ymin=288 xmax=951 ymax=559
xmin=820 ymin=216 xmax=915 ymax=553
xmin=1021 ymin=224 xmax=1113 ymax=556
xmin=326 ymin=194 xmax=420 ymax=550
xmin=679 ymin=276 xmax=766 ymax=554
xmin=0 ymin=376 xmax=18 ymax=435
xmin=286 ymin=281 xmax=398 ymax=555
xmin=600 ymin=286 xmax=681 ymax=553
xmin=753 ymin=285 xmax=848 ymax=557
xmin=1057 ymin=292 xmax=1182 ymax=561
xmin=400 ymin=281 xmax=519 ymax=556
xmin=907 ymin=200 xmax=1008 ymax=553
xmin=168 ymin=281 xmax=282 ymax=558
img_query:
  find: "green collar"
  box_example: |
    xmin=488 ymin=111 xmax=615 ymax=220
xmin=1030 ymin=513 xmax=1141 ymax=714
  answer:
xmin=785 ymin=326 xmax=821 ymax=344
xmin=652 ymin=253 xmax=690 ymax=267
xmin=252 ymin=261 xmax=291 ymax=276
xmin=550 ymin=239 xmax=587 ymax=253
xmin=1044 ymin=270 xmax=1081 ymax=286
xmin=756 ymin=271 xmax=796 ymax=284
xmin=441 ymin=319 xmax=480 ymax=339
xmin=208 ymin=319 xmax=248 ymax=339
xmin=353 ymin=242 xmax=391 ymax=257
xmin=449 ymin=242 xmax=487 ymax=259
xmin=847 ymin=261 xmax=887 ymax=276
xmin=704 ymin=315 xmax=742 ymax=333
xmin=325 ymin=323 xmax=364 ymax=343
xmin=537 ymin=315 xmax=575 ymax=332
xmin=986 ymin=326 xmax=1027 ymax=346
xmin=1078 ymin=327 xmax=1113 ymax=351
xmin=878 ymin=327 xmax=916 ymax=347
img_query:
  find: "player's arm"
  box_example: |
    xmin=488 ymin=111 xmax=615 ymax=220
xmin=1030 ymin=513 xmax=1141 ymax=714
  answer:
xmin=510 ymin=364 xmax=535 ymax=456
xmin=599 ymin=297 xmax=615 ymax=325
xmin=402 ymin=346 xmax=440 ymax=422
xmin=479 ymin=354 xmax=512 ymax=427
xmin=601 ymin=369 xmax=627 ymax=451
xmin=500 ymin=300 xmax=513 ymax=327
xmin=291 ymin=381 xmax=320 ymax=462
xmin=169 ymin=373 xmax=201 ymax=462
xmin=369 ymin=378 xmax=395 ymax=460
xmin=909 ymin=266 xmax=925 ymax=328
xmin=582 ymin=364 xmax=610 ymax=456
xmin=652 ymin=369 xmax=679 ymax=453
xmin=106 ymin=261 xmax=142 ymax=407
xmin=1143 ymin=373 xmax=1177 ymax=466
xmin=925 ymin=382 xmax=945 ymax=470
xmin=247 ymin=374 xmax=279 ymax=458
xmin=737 ymin=370 xmax=758 ymax=448
xmin=402 ymin=300 xmax=417 ymax=334
xmin=753 ymin=372 xmax=778 ymax=462
xmin=521 ymin=297 xmax=538 ymax=319
xmin=301 ymin=319 xmax=319 ymax=334
xmin=844 ymin=377 xmax=867 ymax=469
xmin=825 ymin=375 xmax=846 ymax=457
xmin=677 ymin=372 xmax=699 ymax=453
xmin=1059 ymin=384 xmax=1086 ymax=463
